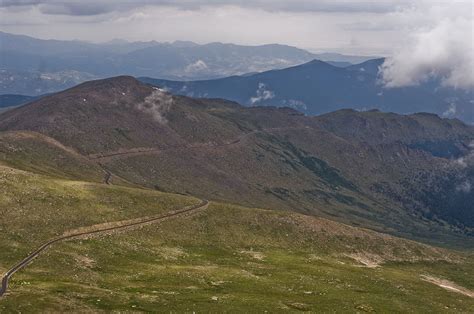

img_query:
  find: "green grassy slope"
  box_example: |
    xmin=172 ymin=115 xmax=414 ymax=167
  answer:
xmin=102 ymin=130 xmax=472 ymax=248
xmin=0 ymin=131 xmax=104 ymax=182
xmin=0 ymin=165 xmax=473 ymax=312
xmin=0 ymin=165 xmax=199 ymax=267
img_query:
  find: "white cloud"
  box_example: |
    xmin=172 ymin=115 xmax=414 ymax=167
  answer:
xmin=137 ymin=89 xmax=173 ymax=124
xmin=380 ymin=15 xmax=474 ymax=89
xmin=250 ymin=82 xmax=275 ymax=105
xmin=282 ymin=99 xmax=307 ymax=111
xmin=442 ymin=103 xmax=457 ymax=118
xmin=453 ymin=141 xmax=474 ymax=169
xmin=184 ymin=59 xmax=209 ymax=74
xmin=456 ymin=180 xmax=472 ymax=193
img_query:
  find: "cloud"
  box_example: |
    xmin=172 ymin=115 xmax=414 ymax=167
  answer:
xmin=184 ymin=59 xmax=209 ymax=74
xmin=0 ymin=0 xmax=413 ymax=16
xmin=380 ymin=16 xmax=474 ymax=89
xmin=218 ymin=1 xmax=412 ymax=13
xmin=451 ymin=140 xmax=473 ymax=195
xmin=39 ymin=3 xmax=112 ymax=16
xmin=456 ymin=180 xmax=472 ymax=193
xmin=442 ymin=103 xmax=457 ymax=118
xmin=137 ymin=88 xmax=173 ymax=124
xmin=0 ymin=0 xmax=111 ymax=16
xmin=453 ymin=141 xmax=474 ymax=169
xmin=282 ymin=99 xmax=307 ymax=111
xmin=0 ymin=0 xmax=42 ymax=6
xmin=0 ymin=1 xmax=469 ymax=57
xmin=250 ymin=83 xmax=275 ymax=105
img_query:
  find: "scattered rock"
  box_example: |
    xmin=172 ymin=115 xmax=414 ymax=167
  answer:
xmin=345 ymin=252 xmax=383 ymax=268
xmin=240 ymin=250 xmax=265 ymax=261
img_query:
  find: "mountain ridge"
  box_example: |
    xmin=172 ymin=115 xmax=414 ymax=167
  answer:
xmin=140 ymin=58 xmax=474 ymax=123
xmin=0 ymin=31 xmax=375 ymax=95
xmin=1 ymin=76 xmax=472 ymax=247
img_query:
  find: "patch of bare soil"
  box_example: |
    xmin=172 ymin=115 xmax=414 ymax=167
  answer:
xmin=2 ymin=131 xmax=85 ymax=159
xmin=345 ymin=252 xmax=383 ymax=268
xmin=74 ymin=254 xmax=96 ymax=268
xmin=420 ymin=275 xmax=474 ymax=298
xmin=157 ymin=247 xmax=187 ymax=260
xmin=240 ymin=250 xmax=265 ymax=261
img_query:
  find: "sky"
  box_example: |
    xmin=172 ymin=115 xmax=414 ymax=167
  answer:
xmin=0 ymin=0 xmax=470 ymax=54
xmin=0 ymin=0 xmax=473 ymax=88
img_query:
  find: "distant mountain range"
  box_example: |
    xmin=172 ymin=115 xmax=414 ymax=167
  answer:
xmin=2 ymin=31 xmax=471 ymax=123
xmin=0 ymin=31 xmax=374 ymax=95
xmin=1 ymin=76 xmax=472 ymax=247
xmin=141 ymin=59 xmax=474 ymax=124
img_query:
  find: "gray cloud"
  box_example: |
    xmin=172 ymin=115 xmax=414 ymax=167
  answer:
xmin=39 ymin=3 xmax=112 ymax=16
xmin=0 ymin=0 xmax=42 ymax=6
xmin=137 ymin=88 xmax=174 ymax=124
xmin=0 ymin=0 xmax=413 ymax=16
xmin=250 ymin=83 xmax=275 ymax=105
xmin=456 ymin=180 xmax=472 ymax=193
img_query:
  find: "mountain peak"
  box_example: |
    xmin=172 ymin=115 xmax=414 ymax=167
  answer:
xmin=172 ymin=40 xmax=199 ymax=48
xmin=306 ymin=59 xmax=337 ymax=67
xmin=78 ymin=75 xmax=138 ymax=85
xmin=70 ymin=75 xmax=149 ymax=94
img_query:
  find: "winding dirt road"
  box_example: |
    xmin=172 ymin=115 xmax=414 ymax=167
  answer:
xmin=0 ymin=200 xmax=209 ymax=298
xmin=102 ymin=168 xmax=112 ymax=185
xmin=1 ymin=127 xmax=308 ymax=298
xmin=88 ymin=126 xmax=309 ymax=163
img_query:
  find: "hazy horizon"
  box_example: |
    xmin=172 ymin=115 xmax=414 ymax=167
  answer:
xmin=0 ymin=29 xmax=379 ymax=57
xmin=0 ymin=1 xmax=471 ymax=55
